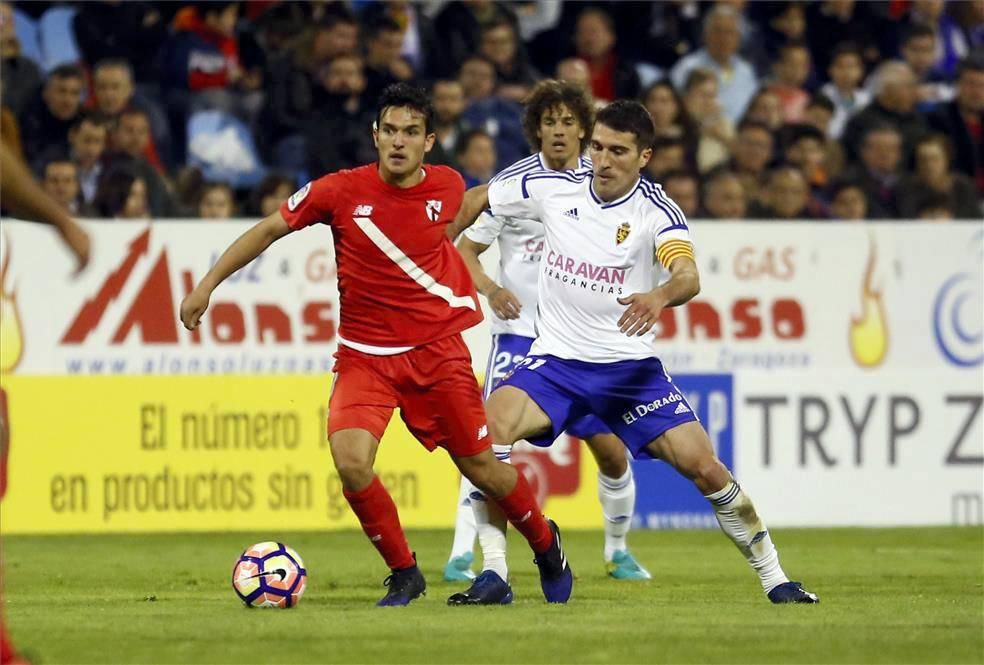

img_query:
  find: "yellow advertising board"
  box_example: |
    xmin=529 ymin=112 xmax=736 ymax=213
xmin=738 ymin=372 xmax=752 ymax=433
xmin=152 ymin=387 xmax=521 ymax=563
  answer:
xmin=0 ymin=375 xmax=603 ymax=534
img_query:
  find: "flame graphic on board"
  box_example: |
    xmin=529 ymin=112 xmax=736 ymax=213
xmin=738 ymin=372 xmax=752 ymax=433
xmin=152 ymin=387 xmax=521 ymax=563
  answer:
xmin=0 ymin=237 xmax=24 ymax=373
xmin=849 ymin=237 xmax=889 ymax=368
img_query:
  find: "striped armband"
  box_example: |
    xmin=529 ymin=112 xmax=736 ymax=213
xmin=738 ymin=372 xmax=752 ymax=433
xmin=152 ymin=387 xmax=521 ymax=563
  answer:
xmin=656 ymin=239 xmax=695 ymax=269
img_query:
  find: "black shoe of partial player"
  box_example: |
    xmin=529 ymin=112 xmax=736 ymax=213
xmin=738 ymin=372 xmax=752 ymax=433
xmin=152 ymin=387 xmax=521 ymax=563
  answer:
xmin=447 ymin=570 xmax=514 ymax=605
xmin=377 ymin=561 xmax=426 ymax=607
xmin=768 ymin=581 xmax=819 ymax=604
xmin=533 ymin=519 xmax=573 ymax=603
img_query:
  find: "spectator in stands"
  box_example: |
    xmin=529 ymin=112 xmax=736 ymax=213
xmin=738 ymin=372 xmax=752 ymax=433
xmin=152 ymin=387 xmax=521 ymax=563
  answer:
xmin=306 ymin=53 xmax=375 ymax=178
xmin=459 ymin=56 xmax=527 ymax=170
xmin=803 ymin=93 xmax=836 ymax=136
xmin=661 ymin=170 xmax=700 ymax=218
xmin=641 ymin=80 xmax=699 ymax=159
xmin=645 ymin=137 xmax=688 ymax=183
xmin=432 ymin=0 xmax=515 ymax=79
xmin=760 ymin=2 xmax=808 ymax=66
xmin=806 ymin=0 xmax=888 ymax=74
xmin=730 ymin=120 xmax=774 ymax=202
xmin=455 ymin=129 xmax=497 ymax=187
xmin=360 ymin=1 xmax=440 ymax=78
xmin=749 ymin=165 xmax=814 ymax=219
xmin=106 ymin=108 xmax=174 ymax=217
xmin=701 ymin=167 xmax=748 ymax=220
xmin=768 ymin=42 xmax=812 ymax=123
xmin=197 ymin=181 xmax=236 ymax=219
xmin=19 ymin=65 xmax=85 ymax=167
xmin=915 ymin=191 xmax=955 ymax=220
xmin=72 ymin=0 xmax=168 ymax=88
xmin=429 ymin=79 xmax=467 ymax=168
xmin=741 ymin=87 xmax=784 ymax=132
xmin=902 ymin=0 xmax=970 ymax=79
xmin=93 ymin=167 xmax=149 ymax=220
xmin=820 ymin=43 xmax=870 ymax=139
xmin=92 ymin=62 xmax=167 ymax=173
xmin=927 ymin=55 xmax=984 ymax=190
xmin=362 ymin=16 xmax=414 ymax=106
xmin=0 ymin=1 xmax=41 ymax=117
xmin=41 ymin=156 xmax=84 ymax=215
xmin=842 ymin=61 xmax=928 ymax=164
xmin=671 ymin=5 xmax=758 ymax=122
xmin=573 ymin=6 xmax=640 ymax=102
xmin=683 ymin=68 xmax=733 ymax=172
xmin=459 ymin=55 xmax=497 ymax=105
xmin=897 ymin=134 xmax=980 ymax=219
xmin=842 ymin=124 xmax=904 ymax=218
xmin=901 ymin=22 xmax=953 ymax=108
xmin=555 ymin=57 xmax=592 ymax=91
xmin=67 ymin=112 xmax=111 ymax=207
xmin=479 ymin=17 xmax=539 ymax=103
xmin=784 ymin=124 xmax=829 ymax=195
xmin=248 ymin=174 xmax=295 ymax=218
xmin=828 ymin=179 xmax=869 ymax=220
xmin=259 ymin=10 xmax=359 ymax=176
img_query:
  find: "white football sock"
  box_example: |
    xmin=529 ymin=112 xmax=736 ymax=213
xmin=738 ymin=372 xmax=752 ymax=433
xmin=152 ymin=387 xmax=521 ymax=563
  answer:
xmin=598 ymin=466 xmax=635 ymax=562
xmin=448 ymin=475 xmax=478 ymax=560
xmin=471 ymin=444 xmax=511 ymax=580
xmin=705 ymin=479 xmax=789 ymax=594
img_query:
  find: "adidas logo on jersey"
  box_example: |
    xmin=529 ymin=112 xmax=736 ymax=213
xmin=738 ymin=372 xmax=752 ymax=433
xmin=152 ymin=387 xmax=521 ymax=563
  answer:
xmin=562 ymin=208 xmax=579 ymax=219
xmin=674 ymin=402 xmax=691 ymax=415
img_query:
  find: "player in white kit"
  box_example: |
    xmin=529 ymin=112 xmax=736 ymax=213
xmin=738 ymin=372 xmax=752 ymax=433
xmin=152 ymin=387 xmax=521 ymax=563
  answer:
xmin=442 ymin=82 xmax=650 ymax=598
xmin=449 ymin=100 xmax=819 ymax=605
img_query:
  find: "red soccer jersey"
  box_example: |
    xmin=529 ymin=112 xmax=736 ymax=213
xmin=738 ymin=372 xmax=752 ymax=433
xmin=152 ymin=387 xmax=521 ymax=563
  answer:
xmin=280 ymin=163 xmax=483 ymax=350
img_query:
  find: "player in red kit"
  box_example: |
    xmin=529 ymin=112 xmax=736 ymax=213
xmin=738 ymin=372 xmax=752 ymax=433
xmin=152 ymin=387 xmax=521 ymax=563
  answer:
xmin=180 ymin=84 xmax=573 ymax=606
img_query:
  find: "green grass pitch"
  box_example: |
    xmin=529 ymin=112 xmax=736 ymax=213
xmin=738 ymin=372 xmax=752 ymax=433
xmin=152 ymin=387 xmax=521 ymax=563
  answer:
xmin=3 ymin=527 xmax=982 ymax=664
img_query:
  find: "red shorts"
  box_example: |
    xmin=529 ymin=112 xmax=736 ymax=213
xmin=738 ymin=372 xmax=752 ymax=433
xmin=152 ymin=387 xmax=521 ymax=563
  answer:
xmin=0 ymin=388 xmax=8 ymax=500
xmin=328 ymin=334 xmax=491 ymax=458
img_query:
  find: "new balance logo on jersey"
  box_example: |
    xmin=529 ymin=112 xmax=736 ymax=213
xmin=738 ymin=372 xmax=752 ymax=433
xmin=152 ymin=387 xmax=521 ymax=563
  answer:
xmin=425 ymin=199 xmax=443 ymax=222
xmin=355 ymin=204 xmax=374 ymax=216
xmin=674 ymin=402 xmax=691 ymax=415
xmin=562 ymin=208 xmax=579 ymax=220
xmin=478 ymin=425 xmax=488 ymax=440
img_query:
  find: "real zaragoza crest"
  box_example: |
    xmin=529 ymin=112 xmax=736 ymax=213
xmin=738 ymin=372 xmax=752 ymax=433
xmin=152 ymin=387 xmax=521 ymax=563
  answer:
xmin=616 ymin=222 xmax=631 ymax=245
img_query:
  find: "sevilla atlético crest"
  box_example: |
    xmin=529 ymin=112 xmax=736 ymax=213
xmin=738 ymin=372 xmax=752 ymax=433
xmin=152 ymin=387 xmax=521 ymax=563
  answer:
xmin=425 ymin=199 xmax=443 ymax=222
xmin=616 ymin=222 xmax=631 ymax=245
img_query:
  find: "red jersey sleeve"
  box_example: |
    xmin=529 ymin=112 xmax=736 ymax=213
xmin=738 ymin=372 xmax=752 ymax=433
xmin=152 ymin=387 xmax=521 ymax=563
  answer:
xmin=279 ymin=173 xmax=345 ymax=231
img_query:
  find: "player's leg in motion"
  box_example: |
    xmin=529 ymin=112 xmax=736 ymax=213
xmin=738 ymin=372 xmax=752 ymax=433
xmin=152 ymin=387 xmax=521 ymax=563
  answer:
xmin=329 ymin=428 xmax=426 ymax=606
xmin=643 ymin=422 xmax=819 ymax=603
xmin=580 ymin=431 xmax=651 ymax=580
xmin=443 ymin=475 xmax=478 ymax=582
xmin=449 ymin=385 xmax=574 ymax=605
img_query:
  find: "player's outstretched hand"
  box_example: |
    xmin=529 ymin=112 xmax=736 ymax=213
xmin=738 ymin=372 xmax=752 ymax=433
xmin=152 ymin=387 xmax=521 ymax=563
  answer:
xmin=180 ymin=287 xmax=210 ymax=330
xmin=489 ymin=286 xmax=522 ymax=320
xmin=58 ymin=219 xmax=90 ymax=275
xmin=617 ymin=291 xmax=667 ymax=336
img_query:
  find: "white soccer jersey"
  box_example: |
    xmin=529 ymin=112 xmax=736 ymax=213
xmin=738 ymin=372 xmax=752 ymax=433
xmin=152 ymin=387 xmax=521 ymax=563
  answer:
xmin=462 ymin=152 xmax=591 ymax=337
xmin=487 ymin=168 xmax=692 ymax=363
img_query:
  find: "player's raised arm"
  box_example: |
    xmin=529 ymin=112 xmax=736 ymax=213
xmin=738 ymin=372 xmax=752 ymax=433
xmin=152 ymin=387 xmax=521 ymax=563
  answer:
xmin=180 ymin=211 xmax=291 ymax=330
xmin=446 ymin=184 xmax=489 ymax=240
xmin=617 ymin=248 xmax=700 ymax=337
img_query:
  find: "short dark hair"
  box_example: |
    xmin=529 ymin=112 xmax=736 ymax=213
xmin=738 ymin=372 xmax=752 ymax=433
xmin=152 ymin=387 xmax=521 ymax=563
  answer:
xmin=916 ymin=191 xmax=954 ymax=216
xmin=862 ymin=122 xmax=902 ymax=144
xmin=376 ymin=83 xmax=434 ymax=134
xmin=828 ymin=178 xmax=865 ymax=198
xmin=47 ymin=63 xmax=84 ymax=82
xmin=736 ymin=119 xmax=772 ymax=135
xmin=198 ymin=180 xmax=235 ymax=204
xmin=93 ymin=58 xmax=133 ymax=79
xmin=786 ymin=123 xmax=826 ymax=147
xmin=806 ymin=93 xmax=836 ymax=113
xmin=830 ymin=42 xmax=863 ymax=65
xmin=481 ymin=17 xmax=515 ymax=38
xmin=778 ymin=40 xmax=810 ymax=59
xmin=956 ymin=52 xmax=984 ymax=79
xmin=522 ymin=79 xmax=595 ymax=153
xmin=318 ymin=6 xmax=358 ymax=30
xmin=595 ymin=100 xmax=656 ymax=151
xmin=366 ymin=15 xmax=402 ymax=41
xmin=455 ymin=128 xmax=493 ymax=156
xmin=41 ymin=152 xmax=76 ymax=176
xmin=684 ymin=68 xmax=716 ymax=93
xmin=93 ymin=166 xmax=140 ymax=217
xmin=902 ymin=22 xmax=936 ymax=46
xmin=70 ymin=110 xmax=111 ymax=133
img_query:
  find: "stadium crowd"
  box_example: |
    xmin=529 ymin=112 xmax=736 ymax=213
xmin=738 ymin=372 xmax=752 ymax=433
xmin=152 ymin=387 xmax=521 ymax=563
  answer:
xmin=1 ymin=0 xmax=982 ymax=221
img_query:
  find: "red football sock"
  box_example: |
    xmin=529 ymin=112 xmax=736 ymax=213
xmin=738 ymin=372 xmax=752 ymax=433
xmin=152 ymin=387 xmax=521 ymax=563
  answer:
xmin=343 ymin=476 xmax=415 ymax=571
xmin=494 ymin=472 xmax=553 ymax=554
xmin=0 ymin=623 xmax=14 ymax=665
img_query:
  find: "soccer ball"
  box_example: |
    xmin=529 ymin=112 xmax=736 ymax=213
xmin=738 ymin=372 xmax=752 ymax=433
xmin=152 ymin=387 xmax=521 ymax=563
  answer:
xmin=232 ymin=541 xmax=307 ymax=608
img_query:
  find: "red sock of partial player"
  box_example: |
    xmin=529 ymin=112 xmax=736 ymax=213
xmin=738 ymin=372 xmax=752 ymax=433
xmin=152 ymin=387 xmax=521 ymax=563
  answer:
xmin=343 ymin=475 xmax=415 ymax=571
xmin=494 ymin=472 xmax=553 ymax=553
xmin=0 ymin=623 xmax=15 ymax=664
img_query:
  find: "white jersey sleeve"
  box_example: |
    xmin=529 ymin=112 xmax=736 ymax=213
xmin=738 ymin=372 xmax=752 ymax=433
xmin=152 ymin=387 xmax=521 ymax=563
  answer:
xmin=487 ymin=171 xmax=548 ymax=221
xmin=462 ymin=210 xmax=505 ymax=246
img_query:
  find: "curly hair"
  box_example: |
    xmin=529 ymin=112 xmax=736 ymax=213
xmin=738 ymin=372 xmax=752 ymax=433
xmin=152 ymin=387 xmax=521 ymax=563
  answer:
xmin=521 ymin=79 xmax=595 ymax=154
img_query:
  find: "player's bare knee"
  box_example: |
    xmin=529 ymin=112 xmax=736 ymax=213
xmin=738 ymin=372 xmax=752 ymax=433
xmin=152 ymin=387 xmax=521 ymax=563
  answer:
xmin=692 ymin=457 xmax=730 ymax=494
xmin=487 ymin=412 xmax=521 ymax=447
